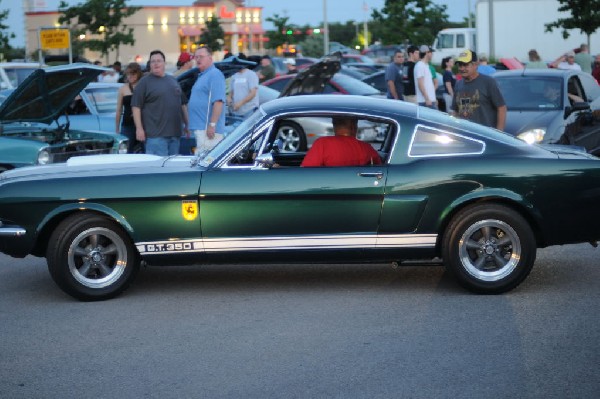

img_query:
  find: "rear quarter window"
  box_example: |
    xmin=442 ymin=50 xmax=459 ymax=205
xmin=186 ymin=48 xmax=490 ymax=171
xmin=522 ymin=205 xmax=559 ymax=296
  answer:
xmin=409 ymin=124 xmax=485 ymax=157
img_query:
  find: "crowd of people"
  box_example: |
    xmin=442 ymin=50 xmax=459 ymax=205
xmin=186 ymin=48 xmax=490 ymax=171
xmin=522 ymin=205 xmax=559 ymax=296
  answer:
xmin=115 ymin=48 xmax=281 ymax=156
xmin=382 ymin=42 xmax=600 ymax=132
xmin=113 ymin=41 xmax=599 ymax=163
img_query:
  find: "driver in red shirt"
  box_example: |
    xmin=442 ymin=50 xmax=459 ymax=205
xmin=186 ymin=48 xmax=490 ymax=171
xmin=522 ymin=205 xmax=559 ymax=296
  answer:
xmin=301 ymin=117 xmax=382 ymax=167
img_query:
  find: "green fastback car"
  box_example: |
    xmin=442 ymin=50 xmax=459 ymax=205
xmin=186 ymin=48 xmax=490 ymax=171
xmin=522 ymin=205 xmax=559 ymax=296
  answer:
xmin=0 ymin=95 xmax=599 ymax=300
xmin=0 ymin=63 xmax=128 ymax=172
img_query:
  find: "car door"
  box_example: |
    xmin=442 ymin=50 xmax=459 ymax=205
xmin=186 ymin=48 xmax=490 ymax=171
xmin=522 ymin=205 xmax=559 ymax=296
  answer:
xmin=563 ymin=74 xmax=600 ymax=154
xmin=198 ymin=118 xmax=386 ymax=254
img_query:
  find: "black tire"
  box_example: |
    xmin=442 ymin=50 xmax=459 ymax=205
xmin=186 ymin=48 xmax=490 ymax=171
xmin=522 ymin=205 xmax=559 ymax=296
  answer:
xmin=442 ymin=204 xmax=536 ymax=294
xmin=276 ymin=121 xmax=307 ymax=152
xmin=46 ymin=214 xmax=140 ymax=301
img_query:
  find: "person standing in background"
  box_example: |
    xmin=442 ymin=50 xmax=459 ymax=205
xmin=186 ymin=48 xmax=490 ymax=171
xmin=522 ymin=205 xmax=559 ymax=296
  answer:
xmin=173 ymin=52 xmax=194 ymax=77
xmin=115 ymin=62 xmax=143 ymax=153
xmin=228 ymin=54 xmax=260 ymax=119
xmin=132 ymin=50 xmax=189 ymax=156
xmin=283 ymin=58 xmax=298 ymax=74
xmin=477 ymin=55 xmax=496 ymax=75
xmin=592 ymin=54 xmax=600 ymax=82
xmin=414 ymin=45 xmax=437 ymax=109
xmin=451 ymin=50 xmax=506 ymax=131
xmin=526 ymin=49 xmax=548 ymax=69
xmin=441 ymin=57 xmax=456 ymax=112
xmin=385 ymin=50 xmax=405 ymax=100
xmin=551 ymin=51 xmax=581 ymax=70
xmin=574 ymin=44 xmax=593 ymax=73
xmin=188 ymin=46 xmax=227 ymax=154
xmin=403 ymin=45 xmax=420 ymax=104
xmin=256 ymin=55 xmax=275 ymax=83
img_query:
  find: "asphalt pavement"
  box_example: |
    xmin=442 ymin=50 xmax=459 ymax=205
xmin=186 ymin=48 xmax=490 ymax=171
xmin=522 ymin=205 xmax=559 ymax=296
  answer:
xmin=0 ymin=243 xmax=598 ymax=398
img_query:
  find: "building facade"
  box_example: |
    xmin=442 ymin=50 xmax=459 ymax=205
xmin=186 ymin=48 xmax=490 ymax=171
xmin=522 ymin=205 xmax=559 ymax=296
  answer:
xmin=25 ymin=0 xmax=266 ymax=66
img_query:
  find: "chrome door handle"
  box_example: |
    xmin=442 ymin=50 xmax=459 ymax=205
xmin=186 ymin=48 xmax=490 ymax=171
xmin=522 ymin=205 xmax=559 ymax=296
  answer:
xmin=358 ymin=172 xmax=384 ymax=179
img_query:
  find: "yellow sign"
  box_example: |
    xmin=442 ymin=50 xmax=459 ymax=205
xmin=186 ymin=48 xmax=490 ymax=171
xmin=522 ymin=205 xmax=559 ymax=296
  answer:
xmin=40 ymin=29 xmax=70 ymax=50
xmin=181 ymin=200 xmax=198 ymax=221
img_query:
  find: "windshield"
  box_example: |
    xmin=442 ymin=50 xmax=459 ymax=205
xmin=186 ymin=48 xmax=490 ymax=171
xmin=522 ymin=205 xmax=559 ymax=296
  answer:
xmin=3 ymin=67 xmax=38 ymax=89
xmin=331 ymin=73 xmax=381 ymax=96
xmin=85 ymin=86 xmax=119 ymax=114
xmin=197 ymin=110 xmax=264 ymax=167
xmin=495 ymin=76 xmax=563 ymax=111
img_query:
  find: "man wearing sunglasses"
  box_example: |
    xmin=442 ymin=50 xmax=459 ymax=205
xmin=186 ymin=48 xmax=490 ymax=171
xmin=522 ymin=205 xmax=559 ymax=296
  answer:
xmin=451 ymin=50 xmax=506 ymax=131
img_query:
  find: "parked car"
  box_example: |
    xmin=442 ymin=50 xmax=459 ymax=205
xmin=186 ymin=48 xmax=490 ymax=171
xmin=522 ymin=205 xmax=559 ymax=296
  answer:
xmin=362 ymin=45 xmax=405 ymax=63
xmin=0 ymin=62 xmax=44 ymax=90
xmin=494 ymin=69 xmax=600 ymax=155
xmin=0 ymin=64 xmax=128 ymax=172
xmin=262 ymin=54 xmax=384 ymax=151
xmin=262 ymin=71 xmax=383 ymax=97
xmin=1 ymin=95 xmax=599 ymax=300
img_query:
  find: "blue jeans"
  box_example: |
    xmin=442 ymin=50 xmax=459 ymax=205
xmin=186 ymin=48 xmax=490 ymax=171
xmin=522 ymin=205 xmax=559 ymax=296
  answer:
xmin=145 ymin=137 xmax=180 ymax=156
xmin=120 ymin=125 xmax=143 ymax=154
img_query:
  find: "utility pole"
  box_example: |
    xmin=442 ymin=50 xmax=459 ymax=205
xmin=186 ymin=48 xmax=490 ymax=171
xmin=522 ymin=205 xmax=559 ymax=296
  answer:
xmin=323 ymin=0 xmax=329 ymax=55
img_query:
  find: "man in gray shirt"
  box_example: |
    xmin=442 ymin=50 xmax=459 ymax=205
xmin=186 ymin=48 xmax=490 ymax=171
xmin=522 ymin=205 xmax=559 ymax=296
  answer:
xmin=227 ymin=57 xmax=259 ymax=119
xmin=451 ymin=50 xmax=506 ymax=131
xmin=132 ymin=50 xmax=188 ymax=156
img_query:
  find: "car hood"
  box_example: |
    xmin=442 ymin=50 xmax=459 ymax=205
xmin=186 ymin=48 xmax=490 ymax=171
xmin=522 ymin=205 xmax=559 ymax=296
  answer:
xmin=278 ymin=52 xmax=342 ymax=97
xmin=177 ymin=56 xmax=257 ymax=99
xmin=0 ymin=154 xmax=197 ymax=181
xmin=0 ymin=63 xmax=106 ymax=125
xmin=504 ymin=109 xmax=560 ymax=136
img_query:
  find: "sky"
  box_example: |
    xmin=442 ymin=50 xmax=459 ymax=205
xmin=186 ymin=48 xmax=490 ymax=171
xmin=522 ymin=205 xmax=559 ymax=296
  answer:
xmin=6 ymin=0 xmax=471 ymax=48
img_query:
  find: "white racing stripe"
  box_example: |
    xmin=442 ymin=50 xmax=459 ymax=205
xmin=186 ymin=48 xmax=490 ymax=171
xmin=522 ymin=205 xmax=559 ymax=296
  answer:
xmin=136 ymin=234 xmax=437 ymax=255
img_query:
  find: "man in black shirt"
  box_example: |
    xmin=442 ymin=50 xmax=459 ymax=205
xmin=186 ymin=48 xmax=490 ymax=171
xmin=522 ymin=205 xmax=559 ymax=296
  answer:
xmin=403 ymin=45 xmax=420 ymax=104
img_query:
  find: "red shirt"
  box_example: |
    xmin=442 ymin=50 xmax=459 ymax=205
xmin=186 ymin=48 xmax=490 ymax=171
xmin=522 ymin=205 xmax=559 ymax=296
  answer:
xmin=301 ymin=136 xmax=382 ymax=167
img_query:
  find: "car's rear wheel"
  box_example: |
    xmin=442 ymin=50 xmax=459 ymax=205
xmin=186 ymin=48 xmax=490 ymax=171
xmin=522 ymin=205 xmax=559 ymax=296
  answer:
xmin=276 ymin=121 xmax=307 ymax=152
xmin=442 ymin=204 xmax=536 ymax=294
xmin=47 ymin=214 xmax=140 ymax=301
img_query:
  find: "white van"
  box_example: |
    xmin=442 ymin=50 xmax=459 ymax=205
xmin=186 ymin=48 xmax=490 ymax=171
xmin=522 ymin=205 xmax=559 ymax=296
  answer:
xmin=431 ymin=28 xmax=476 ymax=65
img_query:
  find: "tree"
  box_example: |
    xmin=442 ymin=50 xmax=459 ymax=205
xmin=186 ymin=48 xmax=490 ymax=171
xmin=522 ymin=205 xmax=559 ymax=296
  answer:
xmin=265 ymin=14 xmax=292 ymax=50
xmin=198 ymin=15 xmax=225 ymax=51
xmin=58 ymin=0 xmax=141 ymax=63
xmin=544 ymin=0 xmax=600 ymax=48
xmin=0 ymin=0 xmax=15 ymax=59
xmin=371 ymin=0 xmax=449 ymax=46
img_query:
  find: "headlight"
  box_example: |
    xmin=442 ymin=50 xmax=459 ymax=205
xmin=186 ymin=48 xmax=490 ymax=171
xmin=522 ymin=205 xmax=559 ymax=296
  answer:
xmin=517 ymin=129 xmax=546 ymax=144
xmin=117 ymin=141 xmax=128 ymax=154
xmin=37 ymin=149 xmax=51 ymax=165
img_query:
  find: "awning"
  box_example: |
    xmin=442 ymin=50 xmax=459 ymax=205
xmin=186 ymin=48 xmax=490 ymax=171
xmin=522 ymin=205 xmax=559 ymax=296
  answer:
xmin=179 ymin=26 xmax=202 ymax=37
xmin=236 ymin=24 xmax=265 ymax=35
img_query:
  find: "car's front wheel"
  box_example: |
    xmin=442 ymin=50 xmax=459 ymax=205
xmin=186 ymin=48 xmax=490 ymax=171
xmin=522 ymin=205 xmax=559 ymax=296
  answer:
xmin=47 ymin=214 xmax=140 ymax=301
xmin=442 ymin=204 xmax=536 ymax=294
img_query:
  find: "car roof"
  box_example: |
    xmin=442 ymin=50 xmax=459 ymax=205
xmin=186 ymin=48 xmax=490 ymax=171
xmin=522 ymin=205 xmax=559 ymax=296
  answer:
xmin=494 ymin=69 xmax=579 ymax=78
xmin=260 ymin=94 xmax=416 ymax=118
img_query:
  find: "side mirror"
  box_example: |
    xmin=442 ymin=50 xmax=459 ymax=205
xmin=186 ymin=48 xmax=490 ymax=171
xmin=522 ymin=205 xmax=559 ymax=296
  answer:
xmin=564 ymin=101 xmax=590 ymax=118
xmin=254 ymin=153 xmax=275 ymax=168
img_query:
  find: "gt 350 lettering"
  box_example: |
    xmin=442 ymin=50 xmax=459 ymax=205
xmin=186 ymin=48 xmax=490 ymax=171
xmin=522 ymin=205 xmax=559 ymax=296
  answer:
xmin=145 ymin=242 xmax=194 ymax=252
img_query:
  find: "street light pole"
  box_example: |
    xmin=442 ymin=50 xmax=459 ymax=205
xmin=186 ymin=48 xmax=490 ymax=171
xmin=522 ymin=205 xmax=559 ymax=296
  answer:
xmin=323 ymin=0 xmax=329 ymax=55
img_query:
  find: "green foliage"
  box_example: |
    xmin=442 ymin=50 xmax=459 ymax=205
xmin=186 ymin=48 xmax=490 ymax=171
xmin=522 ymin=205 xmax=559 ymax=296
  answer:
xmin=544 ymin=0 xmax=600 ymax=43
xmin=198 ymin=15 xmax=225 ymax=51
xmin=370 ymin=0 xmax=449 ymax=46
xmin=0 ymin=1 xmax=15 ymax=57
xmin=58 ymin=0 xmax=141 ymax=62
xmin=298 ymin=36 xmax=324 ymax=58
xmin=265 ymin=14 xmax=292 ymax=49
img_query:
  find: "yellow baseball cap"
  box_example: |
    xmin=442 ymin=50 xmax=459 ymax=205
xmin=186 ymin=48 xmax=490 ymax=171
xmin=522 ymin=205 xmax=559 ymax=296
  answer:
xmin=456 ymin=49 xmax=477 ymax=64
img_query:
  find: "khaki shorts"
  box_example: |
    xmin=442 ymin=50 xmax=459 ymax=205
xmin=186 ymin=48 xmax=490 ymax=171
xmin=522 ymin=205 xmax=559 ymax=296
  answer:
xmin=404 ymin=95 xmax=417 ymax=104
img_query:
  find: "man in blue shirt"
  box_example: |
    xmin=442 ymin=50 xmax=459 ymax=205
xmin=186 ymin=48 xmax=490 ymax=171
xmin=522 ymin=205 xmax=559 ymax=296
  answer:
xmin=385 ymin=50 xmax=405 ymax=100
xmin=188 ymin=46 xmax=226 ymax=154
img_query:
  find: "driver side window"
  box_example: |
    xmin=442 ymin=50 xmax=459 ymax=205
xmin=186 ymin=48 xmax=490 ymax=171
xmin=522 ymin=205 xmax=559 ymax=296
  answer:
xmin=226 ymin=114 xmax=395 ymax=168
